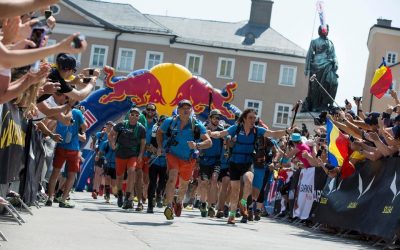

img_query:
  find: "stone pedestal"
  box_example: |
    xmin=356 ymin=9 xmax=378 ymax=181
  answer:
xmin=294 ymin=112 xmax=321 ymax=135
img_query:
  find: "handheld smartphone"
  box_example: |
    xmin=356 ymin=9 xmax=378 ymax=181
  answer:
xmin=72 ymin=35 xmax=85 ymax=49
xmin=28 ymin=26 xmax=46 ymax=49
xmin=88 ymin=68 xmax=94 ymax=76
xmin=83 ymin=77 xmax=91 ymax=84
xmin=44 ymin=10 xmax=52 ymax=19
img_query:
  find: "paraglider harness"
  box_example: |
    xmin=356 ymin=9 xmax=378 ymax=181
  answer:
xmin=165 ymin=115 xmax=201 ymax=154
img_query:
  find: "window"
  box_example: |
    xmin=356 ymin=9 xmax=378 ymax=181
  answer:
xmin=273 ymin=103 xmax=293 ymax=127
xmin=279 ymin=65 xmax=297 ymax=86
xmin=217 ymin=57 xmax=235 ymax=79
xmin=244 ymin=99 xmax=263 ymax=117
xmin=248 ymin=61 xmax=267 ymax=83
xmin=117 ymin=48 xmax=135 ymax=72
xmin=46 ymin=39 xmax=56 ymax=63
xmin=186 ymin=53 xmax=203 ymax=75
xmin=89 ymin=45 xmax=108 ymax=68
xmin=145 ymin=51 xmax=163 ymax=69
xmin=387 ymin=51 xmax=398 ymax=65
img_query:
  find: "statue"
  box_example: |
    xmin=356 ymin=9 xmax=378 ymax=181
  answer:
xmin=301 ymin=25 xmax=338 ymax=112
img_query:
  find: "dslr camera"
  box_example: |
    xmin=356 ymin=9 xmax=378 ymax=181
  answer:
xmin=353 ymin=96 xmax=362 ymax=103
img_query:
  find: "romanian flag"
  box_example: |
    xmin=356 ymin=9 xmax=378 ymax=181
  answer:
xmin=370 ymin=64 xmax=392 ymax=99
xmin=326 ymin=119 xmax=355 ymax=178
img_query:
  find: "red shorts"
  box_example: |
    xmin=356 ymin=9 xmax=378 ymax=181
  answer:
xmin=166 ymin=154 xmax=196 ymax=181
xmin=115 ymin=157 xmax=142 ymax=176
xmin=53 ymin=147 xmax=80 ymax=173
xmin=142 ymin=157 xmax=150 ymax=174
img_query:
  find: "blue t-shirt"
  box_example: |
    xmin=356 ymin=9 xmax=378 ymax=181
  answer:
xmin=145 ymin=120 xmax=155 ymax=157
xmin=56 ymin=109 xmax=85 ymax=151
xmin=200 ymin=135 xmax=223 ymax=166
xmin=227 ymin=124 xmax=267 ymax=164
xmin=160 ymin=116 xmax=207 ymax=160
xmin=99 ymin=140 xmax=115 ymax=168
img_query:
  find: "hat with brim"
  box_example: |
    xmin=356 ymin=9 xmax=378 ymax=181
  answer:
xmin=178 ymin=99 xmax=192 ymax=108
xmin=290 ymin=133 xmax=302 ymax=142
xmin=130 ymin=107 xmax=141 ymax=114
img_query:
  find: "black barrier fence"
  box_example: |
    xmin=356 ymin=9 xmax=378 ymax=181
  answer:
xmin=0 ymin=102 xmax=44 ymax=204
xmin=314 ymin=157 xmax=400 ymax=239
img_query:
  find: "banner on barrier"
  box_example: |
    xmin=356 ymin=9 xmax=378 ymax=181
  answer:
xmin=314 ymin=158 xmax=400 ymax=239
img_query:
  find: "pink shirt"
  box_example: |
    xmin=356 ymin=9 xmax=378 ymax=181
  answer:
xmin=295 ymin=143 xmax=312 ymax=168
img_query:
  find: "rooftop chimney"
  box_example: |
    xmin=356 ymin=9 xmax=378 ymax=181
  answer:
xmin=377 ymin=18 xmax=392 ymax=27
xmin=249 ymin=0 xmax=273 ymax=27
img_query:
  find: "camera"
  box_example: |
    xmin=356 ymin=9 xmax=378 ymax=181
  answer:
xmin=72 ymin=35 xmax=85 ymax=49
xmin=314 ymin=111 xmax=327 ymax=126
xmin=83 ymin=77 xmax=92 ymax=84
xmin=27 ymin=24 xmax=46 ymax=49
xmin=345 ymin=99 xmax=350 ymax=106
xmin=88 ymin=68 xmax=94 ymax=76
xmin=353 ymin=96 xmax=362 ymax=103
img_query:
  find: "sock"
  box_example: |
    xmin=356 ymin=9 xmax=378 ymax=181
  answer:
xmin=229 ymin=211 xmax=236 ymax=217
xmin=240 ymin=198 xmax=247 ymax=207
xmin=117 ymin=190 xmax=123 ymax=197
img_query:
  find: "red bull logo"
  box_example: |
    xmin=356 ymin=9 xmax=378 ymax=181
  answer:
xmin=97 ymin=64 xmax=238 ymax=119
xmin=170 ymin=77 xmax=237 ymax=119
xmin=99 ymin=66 xmax=166 ymax=106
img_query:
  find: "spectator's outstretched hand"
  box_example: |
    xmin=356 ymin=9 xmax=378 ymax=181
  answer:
xmin=58 ymin=33 xmax=87 ymax=54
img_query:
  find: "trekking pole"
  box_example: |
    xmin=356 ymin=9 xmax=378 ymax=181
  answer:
xmin=290 ymin=100 xmax=302 ymax=129
xmin=309 ymin=74 xmax=341 ymax=108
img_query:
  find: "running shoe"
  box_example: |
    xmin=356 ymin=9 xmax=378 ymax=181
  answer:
xmin=59 ymin=200 xmax=75 ymax=208
xmin=248 ymin=208 xmax=254 ymax=221
xmin=45 ymin=199 xmax=52 ymax=207
xmin=200 ymin=202 xmax=208 ymax=217
xmin=135 ymin=203 xmax=144 ymax=211
xmin=223 ymin=205 xmax=229 ymax=218
xmin=174 ymin=202 xmax=183 ymax=217
xmin=146 ymin=206 xmax=154 ymax=214
xmin=164 ymin=206 xmax=174 ymax=220
xmin=122 ymin=199 xmax=133 ymax=209
xmin=98 ymin=185 xmax=104 ymax=196
xmin=216 ymin=210 xmax=224 ymax=218
xmin=254 ymin=209 xmax=261 ymax=221
xmin=227 ymin=216 xmax=235 ymax=225
xmin=208 ymin=206 xmax=216 ymax=218
xmin=91 ymin=191 xmax=98 ymax=199
xmin=117 ymin=192 xmax=123 ymax=207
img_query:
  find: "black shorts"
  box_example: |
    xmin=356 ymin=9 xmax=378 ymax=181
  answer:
xmin=229 ymin=162 xmax=253 ymax=181
xmin=199 ymin=164 xmax=220 ymax=181
xmin=103 ymin=167 xmax=116 ymax=179
xmin=95 ymin=158 xmax=105 ymax=168
xmin=217 ymin=168 xmax=230 ymax=182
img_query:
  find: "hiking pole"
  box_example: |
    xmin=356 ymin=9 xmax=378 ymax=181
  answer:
xmin=290 ymin=100 xmax=302 ymax=129
xmin=309 ymin=74 xmax=341 ymax=108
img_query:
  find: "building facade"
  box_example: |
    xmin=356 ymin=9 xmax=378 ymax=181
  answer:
xmin=50 ymin=0 xmax=308 ymax=128
xmin=362 ymin=19 xmax=400 ymax=112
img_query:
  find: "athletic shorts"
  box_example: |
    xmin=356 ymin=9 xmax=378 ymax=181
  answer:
xmin=103 ymin=167 xmax=116 ymax=179
xmin=217 ymin=168 xmax=230 ymax=182
xmin=166 ymin=154 xmax=196 ymax=181
xmin=229 ymin=162 xmax=253 ymax=181
xmin=115 ymin=156 xmax=141 ymax=177
xmin=199 ymin=164 xmax=220 ymax=181
xmin=53 ymin=147 xmax=80 ymax=173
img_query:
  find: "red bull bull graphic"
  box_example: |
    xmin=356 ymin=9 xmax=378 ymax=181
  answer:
xmin=99 ymin=66 xmax=166 ymax=106
xmin=170 ymin=77 xmax=237 ymax=119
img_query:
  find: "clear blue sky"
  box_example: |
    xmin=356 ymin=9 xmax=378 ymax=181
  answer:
xmin=107 ymin=0 xmax=400 ymax=106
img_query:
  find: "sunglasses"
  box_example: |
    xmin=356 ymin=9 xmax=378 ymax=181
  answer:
xmin=130 ymin=113 xmax=140 ymax=117
xmin=146 ymin=108 xmax=156 ymax=112
xmin=60 ymin=67 xmax=77 ymax=73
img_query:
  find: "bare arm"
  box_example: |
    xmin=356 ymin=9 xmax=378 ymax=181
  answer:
xmin=209 ymin=129 xmax=229 ymax=139
xmin=0 ymin=0 xmax=59 ymax=18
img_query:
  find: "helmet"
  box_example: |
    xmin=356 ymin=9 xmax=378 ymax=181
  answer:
xmin=209 ymin=109 xmax=222 ymax=117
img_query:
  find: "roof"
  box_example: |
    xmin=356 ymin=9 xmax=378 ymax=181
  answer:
xmin=148 ymin=15 xmax=306 ymax=58
xmin=65 ymin=0 xmax=174 ymax=35
xmin=64 ymin=0 xmax=305 ymax=58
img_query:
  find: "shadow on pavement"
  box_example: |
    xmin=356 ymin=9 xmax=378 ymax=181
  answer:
xmin=119 ymin=220 xmax=173 ymax=226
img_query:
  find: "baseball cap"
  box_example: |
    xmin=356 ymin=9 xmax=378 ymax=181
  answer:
xmin=130 ymin=107 xmax=141 ymax=114
xmin=290 ymin=133 xmax=302 ymax=142
xmin=178 ymin=99 xmax=192 ymax=108
xmin=209 ymin=109 xmax=222 ymax=117
xmin=56 ymin=53 xmax=77 ymax=70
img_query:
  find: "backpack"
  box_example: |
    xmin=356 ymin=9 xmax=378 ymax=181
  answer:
xmin=116 ymin=120 xmax=140 ymax=153
xmin=230 ymin=124 xmax=258 ymax=160
xmin=166 ymin=115 xmax=201 ymax=141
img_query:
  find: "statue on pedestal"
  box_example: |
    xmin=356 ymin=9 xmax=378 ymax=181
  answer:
xmin=301 ymin=25 xmax=339 ymax=113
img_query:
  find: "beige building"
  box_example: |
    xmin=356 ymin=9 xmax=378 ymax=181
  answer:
xmin=50 ymin=0 xmax=308 ymax=128
xmin=362 ymin=19 xmax=400 ymax=112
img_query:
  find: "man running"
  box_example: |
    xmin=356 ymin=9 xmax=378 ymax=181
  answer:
xmin=157 ymin=100 xmax=212 ymax=220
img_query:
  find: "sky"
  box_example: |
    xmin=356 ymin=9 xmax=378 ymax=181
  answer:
xmin=106 ymin=0 xmax=400 ymax=106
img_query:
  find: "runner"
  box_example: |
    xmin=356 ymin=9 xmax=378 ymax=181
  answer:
xmin=215 ymin=126 xmax=231 ymax=218
xmin=157 ymin=99 xmax=212 ymax=220
xmin=146 ymin=115 xmax=168 ymax=213
xmin=108 ymin=107 xmax=146 ymax=210
xmin=198 ymin=109 xmax=224 ymax=217
xmin=210 ymin=108 xmax=292 ymax=224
